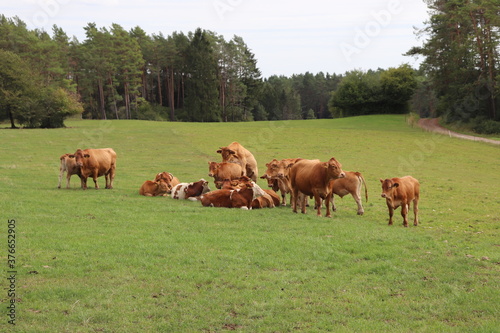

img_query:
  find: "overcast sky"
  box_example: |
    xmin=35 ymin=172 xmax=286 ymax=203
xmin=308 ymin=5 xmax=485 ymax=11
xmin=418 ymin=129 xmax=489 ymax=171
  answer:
xmin=3 ymin=0 xmax=429 ymax=77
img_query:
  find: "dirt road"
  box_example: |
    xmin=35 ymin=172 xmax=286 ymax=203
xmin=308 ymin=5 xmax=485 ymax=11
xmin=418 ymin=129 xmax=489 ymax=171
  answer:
xmin=417 ymin=118 xmax=500 ymax=145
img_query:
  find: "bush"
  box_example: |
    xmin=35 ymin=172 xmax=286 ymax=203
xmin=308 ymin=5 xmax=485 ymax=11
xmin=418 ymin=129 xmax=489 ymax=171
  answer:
xmin=471 ymin=117 xmax=500 ymax=134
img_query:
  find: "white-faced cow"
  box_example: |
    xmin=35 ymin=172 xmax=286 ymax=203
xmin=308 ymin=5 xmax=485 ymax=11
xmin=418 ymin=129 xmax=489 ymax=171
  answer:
xmin=289 ymin=158 xmax=345 ymax=217
xmin=58 ymin=153 xmax=81 ymax=189
xmin=171 ymin=179 xmax=211 ymax=200
xmin=139 ymin=179 xmax=170 ymax=197
xmin=197 ymin=177 xmax=266 ymax=209
xmin=217 ymin=142 xmax=258 ymax=182
xmin=69 ymin=148 xmax=116 ymax=190
xmin=380 ymin=176 xmax=420 ymax=227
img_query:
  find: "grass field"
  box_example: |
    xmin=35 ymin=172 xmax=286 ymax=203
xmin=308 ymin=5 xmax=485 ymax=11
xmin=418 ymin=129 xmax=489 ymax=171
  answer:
xmin=1 ymin=115 xmax=499 ymax=332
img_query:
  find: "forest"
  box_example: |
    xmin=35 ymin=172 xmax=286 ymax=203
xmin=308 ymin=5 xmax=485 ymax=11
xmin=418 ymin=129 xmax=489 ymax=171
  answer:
xmin=0 ymin=0 xmax=499 ymax=132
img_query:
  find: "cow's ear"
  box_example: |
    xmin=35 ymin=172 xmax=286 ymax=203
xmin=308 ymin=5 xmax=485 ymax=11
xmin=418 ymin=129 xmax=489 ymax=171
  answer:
xmin=322 ymin=162 xmax=328 ymax=168
xmin=216 ymin=149 xmax=222 ymax=154
xmin=229 ymin=149 xmax=236 ymax=155
xmin=393 ymin=183 xmax=399 ymax=188
xmin=84 ymin=154 xmax=90 ymax=158
xmin=380 ymin=179 xmax=384 ymax=184
xmin=68 ymin=155 xmax=75 ymax=159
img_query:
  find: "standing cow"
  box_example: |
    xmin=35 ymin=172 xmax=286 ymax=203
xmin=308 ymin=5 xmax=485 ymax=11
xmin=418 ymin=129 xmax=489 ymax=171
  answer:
xmin=329 ymin=171 xmax=368 ymax=215
xmin=289 ymin=158 xmax=345 ymax=217
xmin=380 ymin=176 xmax=420 ymax=227
xmin=58 ymin=153 xmax=81 ymax=189
xmin=69 ymin=148 xmax=116 ymax=190
xmin=217 ymin=142 xmax=258 ymax=182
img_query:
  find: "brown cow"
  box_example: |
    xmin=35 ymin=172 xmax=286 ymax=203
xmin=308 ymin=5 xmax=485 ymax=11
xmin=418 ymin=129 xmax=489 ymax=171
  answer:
xmin=289 ymin=158 xmax=345 ymax=217
xmin=329 ymin=171 xmax=368 ymax=215
xmin=208 ymin=162 xmax=243 ymax=189
xmin=139 ymin=180 xmax=170 ymax=197
xmin=171 ymin=179 xmax=211 ymax=200
xmin=69 ymin=148 xmax=116 ymax=189
xmin=252 ymin=189 xmax=280 ymax=209
xmin=260 ymin=158 xmax=303 ymax=206
xmin=154 ymin=172 xmax=180 ymax=192
xmin=217 ymin=142 xmax=258 ymax=181
xmin=58 ymin=153 xmax=81 ymax=189
xmin=380 ymin=176 xmax=420 ymax=227
xmin=198 ymin=179 xmax=266 ymax=209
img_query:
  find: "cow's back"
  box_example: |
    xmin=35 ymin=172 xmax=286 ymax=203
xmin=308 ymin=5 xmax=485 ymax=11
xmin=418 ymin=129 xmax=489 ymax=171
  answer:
xmin=83 ymin=148 xmax=116 ymax=175
xmin=290 ymin=159 xmax=324 ymax=194
xmin=398 ymin=176 xmax=420 ymax=201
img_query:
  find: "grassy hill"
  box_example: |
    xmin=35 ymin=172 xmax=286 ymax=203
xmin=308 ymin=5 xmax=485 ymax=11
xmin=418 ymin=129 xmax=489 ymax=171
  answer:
xmin=1 ymin=115 xmax=499 ymax=332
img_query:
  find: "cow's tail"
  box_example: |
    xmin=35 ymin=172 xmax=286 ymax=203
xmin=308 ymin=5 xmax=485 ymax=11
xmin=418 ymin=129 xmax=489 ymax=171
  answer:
xmin=356 ymin=172 xmax=368 ymax=202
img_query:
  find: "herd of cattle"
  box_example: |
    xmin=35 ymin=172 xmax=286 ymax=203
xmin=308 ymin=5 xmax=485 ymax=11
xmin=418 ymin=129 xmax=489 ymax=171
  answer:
xmin=58 ymin=142 xmax=420 ymax=227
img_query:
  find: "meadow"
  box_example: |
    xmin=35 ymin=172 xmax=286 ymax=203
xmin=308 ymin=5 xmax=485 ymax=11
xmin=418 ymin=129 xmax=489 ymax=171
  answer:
xmin=1 ymin=115 xmax=499 ymax=332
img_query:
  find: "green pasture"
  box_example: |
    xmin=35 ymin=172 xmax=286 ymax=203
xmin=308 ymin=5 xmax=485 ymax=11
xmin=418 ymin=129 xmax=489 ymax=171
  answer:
xmin=1 ymin=115 xmax=499 ymax=332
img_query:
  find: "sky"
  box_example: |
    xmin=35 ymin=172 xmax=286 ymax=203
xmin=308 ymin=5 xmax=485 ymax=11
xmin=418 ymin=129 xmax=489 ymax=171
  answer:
xmin=2 ymin=0 xmax=430 ymax=78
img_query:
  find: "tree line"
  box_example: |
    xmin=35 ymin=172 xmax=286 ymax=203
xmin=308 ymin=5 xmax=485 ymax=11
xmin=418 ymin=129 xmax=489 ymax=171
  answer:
xmin=1 ymin=0 xmax=499 ymax=133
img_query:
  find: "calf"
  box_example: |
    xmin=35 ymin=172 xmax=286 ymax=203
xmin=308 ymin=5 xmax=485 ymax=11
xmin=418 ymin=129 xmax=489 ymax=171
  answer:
xmin=171 ymin=179 xmax=211 ymax=200
xmin=329 ymin=171 xmax=368 ymax=215
xmin=154 ymin=172 xmax=180 ymax=192
xmin=139 ymin=179 xmax=170 ymax=197
xmin=380 ymin=176 xmax=420 ymax=227
xmin=58 ymin=153 xmax=81 ymax=189
xmin=208 ymin=162 xmax=243 ymax=189
xmin=289 ymin=158 xmax=345 ymax=217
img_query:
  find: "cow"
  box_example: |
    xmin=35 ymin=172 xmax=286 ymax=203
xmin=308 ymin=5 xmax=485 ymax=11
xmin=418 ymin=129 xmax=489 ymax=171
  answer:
xmin=171 ymin=179 xmax=211 ymax=200
xmin=139 ymin=179 xmax=170 ymax=197
xmin=380 ymin=176 xmax=420 ymax=227
xmin=260 ymin=158 xmax=302 ymax=206
xmin=198 ymin=178 xmax=266 ymax=209
xmin=208 ymin=162 xmax=243 ymax=189
xmin=252 ymin=189 xmax=280 ymax=209
xmin=217 ymin=142 xmax=258 ymax=182
xmin=289 ymin=158 xmax=345 ymax=217
xmin=69 ymin=148 xmax=116 ymax=190
xmin=154 ymin=172 xmax=180 ymax=192
xmin=58 ymin=153 xmax=81 ymax=189
xmin=329 ymin=171 xmax=368 ymax=215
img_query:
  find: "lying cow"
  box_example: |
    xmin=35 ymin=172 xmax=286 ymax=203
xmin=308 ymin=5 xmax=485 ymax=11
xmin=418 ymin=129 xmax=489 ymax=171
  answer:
xmin=58 ymin=153 xmax=81 ymax=189
xmin=289 ymin=158 xmax=345 ymax=217
xmin=171 ymin=179 xmax=211 ymax=200
xmin=329 ymin=171 xmax=368 ymax=215
xmin=217 ymin=142 xmax=258 ymax=181
xmin=197 ymin=178 xmax=266 ymax=209
xmin=154 ymin=172 xmax=180 ymax=192
xmin=69 ymin=148 xmax=117 ymax=189
xmin=380 ymin=176 xmax=420 ymax=227
xmin=208 ymin=162 xmax=243 ymax=189
xmin=252 ymin=189 xmax=280 ymax=209
xmin=139 ymin=179 xmax=170 ymax=197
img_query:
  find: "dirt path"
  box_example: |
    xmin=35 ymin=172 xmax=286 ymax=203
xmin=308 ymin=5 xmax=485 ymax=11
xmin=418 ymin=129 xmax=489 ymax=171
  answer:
xmin=417 ymin=118 xmax=500 ymax=145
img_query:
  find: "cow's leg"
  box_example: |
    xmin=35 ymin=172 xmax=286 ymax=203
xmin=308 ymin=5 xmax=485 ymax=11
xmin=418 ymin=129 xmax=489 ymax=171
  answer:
xmin=352 ymin=192 xmax=364 ymax=215
xmin=325 ymin=192 xmax=332 ymax=218
xmin=92 ymin=170 xmax=99 ymax=189
xmin=330 ymin=194 xmax=336 ymax=212
xmin=386 ymin=202 xmax=394 ymax=225
xmin=401 ymin=203 xmax=409 ymax=227
xmin=291 ymin=189 xmax=298 ymax=213
xmin=413 ymin=198 xmax=419 ymax=226
xmin=108 ymin=164 xmax=115 ymax=189
xmin=58 ymin=168 xmax=64 ymax=189
xmin=312 ymin=191 xmax=322 ymax=216
xmin=81 ymin=176 xmax=88 ymax=190
xmin=66 ymin=174 xmax=72 ymax=189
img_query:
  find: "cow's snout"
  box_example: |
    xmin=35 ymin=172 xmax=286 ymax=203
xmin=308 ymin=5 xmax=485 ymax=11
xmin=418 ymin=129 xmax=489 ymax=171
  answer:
xmin=76 ymin=162 xmax=83 ymax=167
xmin=381 ymin=193 xmax=386 ymax=198
xmin=277 ymin=173 xmax=284 ymax=178
xmin=339 ymin=172 xmax=346 ymax=178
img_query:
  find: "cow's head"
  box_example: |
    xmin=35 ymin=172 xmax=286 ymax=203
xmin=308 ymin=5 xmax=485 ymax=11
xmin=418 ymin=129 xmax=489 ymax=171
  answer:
xmin=325 ymin=157 xmax=345 ymax=179
xmin=264 ymin=159 xmax=282 ymax=179
xmin=380 ymin=178 xmax=398 ymax=199
xmin=69 ymin=149 xmax=90 ymax=167
xmin=156 ymin=179 xmax=170 ymax=195
xmin=208 ymin=162 xmax=219 ymax=177
xmin=217 ymin=147 xmax=238 ymax=163
xmin=155 ymin=172 xmax=173 ymax=183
